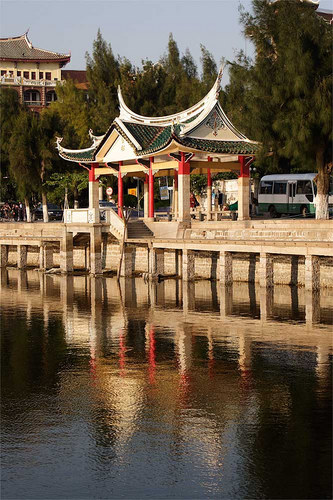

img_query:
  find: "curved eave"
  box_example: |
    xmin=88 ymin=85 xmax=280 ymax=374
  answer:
xmin=118 ymin=66 xmax=223 ymax=126
xmin=176 ymin=137 xmax=260 ymax=156
xmin=58 ymin=149 xmax=96 ymax=163
xmin=137 ymin=136 xmax=260 ymax=159
xmin=56 ymin=138 xmax=97 ymax=163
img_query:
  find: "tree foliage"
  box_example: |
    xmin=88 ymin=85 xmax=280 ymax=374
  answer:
xmin=86 ymin=29 xmax=121 ymax=132
xmin=225 ymin=0 xmax=332 ymax=217
xmin=0 ymin=88 xmax=23 ymax=200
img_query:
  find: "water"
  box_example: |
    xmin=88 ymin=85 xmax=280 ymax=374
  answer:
xmin=1 ymin=270 xmax=332 ymax=499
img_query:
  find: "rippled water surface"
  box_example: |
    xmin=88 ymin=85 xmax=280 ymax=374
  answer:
xmin=1 ymin=270 xmax=332 ymax=499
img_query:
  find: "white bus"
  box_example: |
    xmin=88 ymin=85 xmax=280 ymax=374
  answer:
xmin=258 ymin=173 xmax=333 ymax=217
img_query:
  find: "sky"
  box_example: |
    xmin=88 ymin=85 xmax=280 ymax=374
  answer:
xmin=1 ymin=0 xmax=332 ymax=87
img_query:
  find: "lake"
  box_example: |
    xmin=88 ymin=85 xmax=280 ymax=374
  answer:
xmin=1 ymin=270 xmax=332 ymax=499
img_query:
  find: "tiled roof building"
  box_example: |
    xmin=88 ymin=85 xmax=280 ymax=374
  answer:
xmin=0 ymin=32 xmax=70 ymax=110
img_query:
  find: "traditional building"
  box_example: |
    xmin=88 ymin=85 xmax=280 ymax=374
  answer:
xmin=0 ymin=32 xmax=70 ymax=111
xmin=57 ymin=68 xmax=259 ymax=224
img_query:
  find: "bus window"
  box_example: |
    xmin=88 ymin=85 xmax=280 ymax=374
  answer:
xmin=296 ymin=180 xmax=313 ymax=195
xmin=259 ymin=181 xmax=273 ymax=194
xmin=273 ymin=182 xmax=287 ymax=194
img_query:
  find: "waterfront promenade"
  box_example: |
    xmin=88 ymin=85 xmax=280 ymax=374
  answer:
xmin=0 ymin=218 xmax=332 ymax=289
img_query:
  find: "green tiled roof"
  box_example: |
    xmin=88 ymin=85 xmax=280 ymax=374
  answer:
xmin=121 ymin=121 xmax=259 ymax=156
xmin=177 ymin=137 xmax=260 ymax=155
xmin=59 ymin=148 xmax=96 ymax=163
xmin=60 ymin=120 xmax=259 ymax=163
xmin=123 ymin=122 xmax=173 ymax=154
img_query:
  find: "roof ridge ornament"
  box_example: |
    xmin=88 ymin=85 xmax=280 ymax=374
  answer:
xmin=55 ymin=136 xmax=63 ymax=151
xmin=24 ymin=30 xmax=32 ymax=49
xmin=215 ymin=65 xmax=224 ymax=100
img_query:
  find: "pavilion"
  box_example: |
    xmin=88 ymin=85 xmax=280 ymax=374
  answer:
xmin=57 ymin=68 xmax=260 ymax=224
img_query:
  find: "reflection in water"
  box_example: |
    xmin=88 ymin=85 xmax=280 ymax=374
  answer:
xmin=1 ymin=270 xmax=332 ymax=500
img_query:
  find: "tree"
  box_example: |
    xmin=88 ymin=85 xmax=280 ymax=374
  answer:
xmin=8 ymin=107 xmax=65 ymax=222
xmin=8 ymin=110 xmax=40 ymax=221
xmin=230 ymin=0 xmax=332 ymax=218
xmin=45 ymin=171 xmax=88 ymax=207
xmin=200 ymin=44 xmax=218 ymax=93
xmin=51 ymin=79 xmax=90 ymax=148
xmin=86 ymin=29 xmax=120 ymax=132
xmin=35 ymin=109 xmax=65 ymax=221
xmin=0 ymin=88 xmax=22 ymax=201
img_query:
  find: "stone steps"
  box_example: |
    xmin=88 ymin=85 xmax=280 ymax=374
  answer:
xmin=127 ymin=221 xmax=153 ymax=239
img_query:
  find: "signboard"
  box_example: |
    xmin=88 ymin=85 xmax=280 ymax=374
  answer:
xmin=128 ymin=188 xmax=137 ymax=197
xmin=159 ymin=186 xmax=169 ymax=200
xmin=159 ymin=176 xmax=169 ymax=200
xmin=106 ymin=187 xmax=113 ymax=196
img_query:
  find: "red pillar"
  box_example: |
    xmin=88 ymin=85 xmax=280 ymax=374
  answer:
xmin=148 ymin=157 xmax=154 ymax=219
xmin=207 ymin=157 xmax=212 ymax=220
xmin=207 ymin=156 xmax=212 ymax=185
xmin=89 ymin=163 xmax=97 ymax=182
xmin=144 ymin=173 xmax=149 ymax=219
xmin=118 ymin=161 xmax=123 ymax=218
xmin=238 ymin=156 xmax=250 ymax=177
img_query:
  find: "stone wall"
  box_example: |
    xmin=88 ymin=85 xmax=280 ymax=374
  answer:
xmin=5 ymin=243 xmax=332 ymax=287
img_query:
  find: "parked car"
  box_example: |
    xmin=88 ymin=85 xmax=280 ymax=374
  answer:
xmin=33 ymin=203 xmax=63 ymax=221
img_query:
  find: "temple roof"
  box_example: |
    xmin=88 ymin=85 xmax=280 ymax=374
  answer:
xmin=114 ymin=121 xmax=259 ymax=157
xmin=57 ymin=67 xmax=260 ymax=165
xmin=118 ymin=67 xmax=223 ymax=127
xmin=56 ymin=136 xmax=101 ymax=163
xmin=0 ymin=32 xmax=70 ymax=62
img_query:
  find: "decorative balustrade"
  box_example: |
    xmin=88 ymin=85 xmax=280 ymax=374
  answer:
xmin=0 ymin=76 xmax=64 ymax=86
xmin=64 ymin=208 xmax=125 ymax=240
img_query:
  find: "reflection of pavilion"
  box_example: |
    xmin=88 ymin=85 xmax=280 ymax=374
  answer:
xmin=1 ymin=270 xmax=332 ymax=482
xmin=57 ymin=68 xmax=259 ymax=229
xmin=1 ymin=271 xmax=332 ymax=391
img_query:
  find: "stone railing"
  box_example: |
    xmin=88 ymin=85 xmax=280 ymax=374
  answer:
xmin=0 ymin=76 xmax=63 ymax=86
xmin=64 ymin=208 xmax=99 ymax=224
xmin=106 ymin=209 xmax=125 ymax=240
xmin=64 ymin=208 xmax=125 ymax=240
xmin=185 ymin=220 xmax=333 ymax=243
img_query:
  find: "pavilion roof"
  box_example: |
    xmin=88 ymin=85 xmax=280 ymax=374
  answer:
xmin=115 ymin=121 xmax=259 ymax=156
xmin=56 ymin=131 xmax=104 ymax=163
xmin=0 ymin=32 xmax=70 ymax=62
xmin=56 ymin=67 xmax=260 ymax=166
